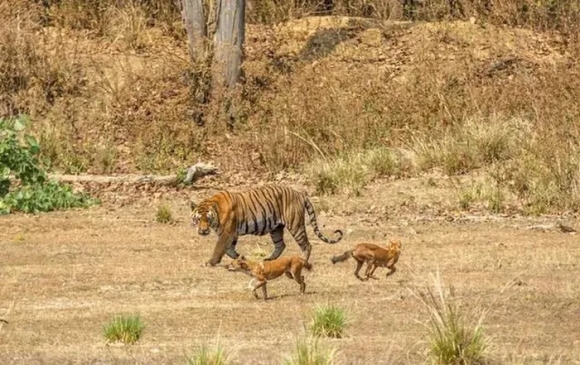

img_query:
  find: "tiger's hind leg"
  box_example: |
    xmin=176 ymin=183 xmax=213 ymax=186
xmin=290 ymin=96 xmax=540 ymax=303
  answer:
xmin=288 ymin=225 xmax=312 ymax=263
xmin=265 ymin=225 xmax=286 ymax=261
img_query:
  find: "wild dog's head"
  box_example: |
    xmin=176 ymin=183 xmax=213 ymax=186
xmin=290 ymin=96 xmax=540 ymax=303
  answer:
xmin=389 ymin=239 xmax=402 ymax=253
xmin=189 ymin=200 xmax=218 ymax=236
xmin=227 ymin=256 xmax=251 ymax=272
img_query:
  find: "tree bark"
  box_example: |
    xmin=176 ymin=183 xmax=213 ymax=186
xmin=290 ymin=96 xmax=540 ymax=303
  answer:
xmin=181 ymin=0 xmax=208 ymax=62
xmin=212 ymin=0 xmax=245 ymax=89
xmin=181 ymin=0 xmax=245 ymax=129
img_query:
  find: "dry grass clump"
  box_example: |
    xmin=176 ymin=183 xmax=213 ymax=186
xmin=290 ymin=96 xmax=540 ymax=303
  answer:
xmin=307 ymin=147 xmax=411 ymax=196
xmin=283 ymin=337 xmax=337 ymax=365
xmin=413 ymin=272 xmax=491 ymax=365
xmin=411 ymin=117 xmax=529 ymax=176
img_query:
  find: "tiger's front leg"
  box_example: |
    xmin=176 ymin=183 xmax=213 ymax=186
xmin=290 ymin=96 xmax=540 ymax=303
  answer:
xmin=225 ymin=238 xmax=239 ymax=259
xmin=207 ymin=234 xmax=236 ymax=266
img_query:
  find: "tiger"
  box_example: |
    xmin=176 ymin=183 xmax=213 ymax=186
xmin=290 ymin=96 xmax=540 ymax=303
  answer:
xmin=189 ymin=185 xmax=344 ymax=267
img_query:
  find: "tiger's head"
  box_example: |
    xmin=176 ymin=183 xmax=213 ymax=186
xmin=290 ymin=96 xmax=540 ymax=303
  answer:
xmin=190 ymin=200 xmax=218 ymax=236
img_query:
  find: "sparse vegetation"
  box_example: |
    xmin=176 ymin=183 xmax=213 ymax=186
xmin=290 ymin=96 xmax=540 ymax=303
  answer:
xmin=309 ymin=304 xmax=347 ymax=339
xmin=156 ymin=203 xmax=173 ymax=224
xmin=414 ymin=272 xmax=490 ymax=365
xmin=0 ymin=116 xmax=98 ymax=214
xmin=283 ymin=337 xmax=336 ymax=365
xmin=185 ymin=344 xmax=231 ymax=365
xmin=1 ymin=1 xmax=580 ymax=215
xmin=103 ymin=314 xmax=144 ymax=345
xmin=308 ymin=147 xmax=409 ymax=196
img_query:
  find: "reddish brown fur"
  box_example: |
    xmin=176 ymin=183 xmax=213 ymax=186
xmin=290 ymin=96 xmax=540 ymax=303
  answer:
xmin=227 ymin=255 xmax=313 ymax=300
xmin=331 ymin=240 xmax=401 ymax=281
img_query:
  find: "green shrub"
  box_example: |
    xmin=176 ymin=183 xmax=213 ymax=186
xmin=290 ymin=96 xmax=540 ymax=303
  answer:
xmin=104 ymin=314 xmax=145 ymax=345
xmin=0 ymin=116 xmax=98 ymax=214
xmin=309 ymin=305 xmax=347 ymax=339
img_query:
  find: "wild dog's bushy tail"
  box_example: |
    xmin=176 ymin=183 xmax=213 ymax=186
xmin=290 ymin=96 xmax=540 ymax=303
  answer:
xmin=331 ymin=250 xmax=353 ymax=264
xmin=304 ymin=197 xmax=343 ymax=244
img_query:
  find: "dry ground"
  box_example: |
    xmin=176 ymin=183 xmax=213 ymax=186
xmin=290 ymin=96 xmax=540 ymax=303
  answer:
xmin=1 ymin=178 xmax=579 ymax=365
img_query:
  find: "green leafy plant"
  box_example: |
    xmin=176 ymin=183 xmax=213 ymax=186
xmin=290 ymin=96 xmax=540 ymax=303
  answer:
xmin=104 ymin=313 xmax=145 ymax=345
xmin=0 ymin=116 xmax=98 ymax=214
xmin=309 ymin=304 xmax=347 ymax=339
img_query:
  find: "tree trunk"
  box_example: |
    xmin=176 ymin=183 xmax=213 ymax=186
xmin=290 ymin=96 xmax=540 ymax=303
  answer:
xmin=181 ymin=0 xmax=207 ymax=62
xmin=181 ymin=0 xmax=245 ymax=129
xmin=212 ymin=0 xmax=245 ymax=89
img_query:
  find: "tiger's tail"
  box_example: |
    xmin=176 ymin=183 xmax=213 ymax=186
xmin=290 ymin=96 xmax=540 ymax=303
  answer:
xmin=331 ymin=250 xmax=353 ymax=264
xmin=304 ymin=197 xmax=343 ymax=244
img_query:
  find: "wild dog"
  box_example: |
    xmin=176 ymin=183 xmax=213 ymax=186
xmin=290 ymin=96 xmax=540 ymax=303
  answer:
xmin=227 ymin=255 xmax=312 ymax=300
xmin=331 ymin=240 xmax=401 ymax=281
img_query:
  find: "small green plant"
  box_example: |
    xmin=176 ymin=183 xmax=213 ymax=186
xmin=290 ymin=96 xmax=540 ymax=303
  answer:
xmin=0 ymin=116 xmax=98 ymax=214
xmin=104 ymin=314 xmax=145 ymax=345
xmin=185 ymin=344 xmax=231 ymax=365
xmin=414 ymin=272 xmax=490 ymax=365
xmin=283 ymin=337 xmax=336 ymax=365
xmin=309 ymin=304 xmax=347 ymax=339
xmin=156 ymin=203 xmax=173 ymax=223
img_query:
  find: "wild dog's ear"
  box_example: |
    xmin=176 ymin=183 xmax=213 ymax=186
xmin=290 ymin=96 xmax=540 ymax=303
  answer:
xmin=189 ymin=200 xmax=197 ymax=211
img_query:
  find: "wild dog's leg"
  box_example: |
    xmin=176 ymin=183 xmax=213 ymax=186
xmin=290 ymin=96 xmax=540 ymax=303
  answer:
xmin=292 ymin=265 xmax=306 ymax=294
xmin=225 ymin=238 xmax=239 ymax=259
xmin=367 ymin=260 xmax=380 ymax=280
xmin=385 ymin=257 xmax=398 ymax=277
xmin=354 ymin=259 xmax=366 ymax=281
xmin=252 ymin=280 xmax=267 ymax=300
xmin=265 ymin=225 xmax=286 ymax=261
xmin=288 ymin=225 xmax=312 ymax=263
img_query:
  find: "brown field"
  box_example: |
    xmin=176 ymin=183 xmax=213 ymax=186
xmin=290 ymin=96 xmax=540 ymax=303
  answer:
xmin=2 ymin=1 xmax=580 ymax=364
xmin=2 ymin=178 xmax=579 ymax=364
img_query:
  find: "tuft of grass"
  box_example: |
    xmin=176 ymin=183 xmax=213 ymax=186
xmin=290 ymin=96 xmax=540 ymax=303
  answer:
xmin=307 ymin=147 xmax=408 ymax=196
xmin=185 ymin=344 xmax=231 ymax=365
xmin=156 ymin=203 xmax=173 ymax=224
xmin=309 ymin=304 xmax=347 ymax=339
xmin=456 ymin=179 xmax=505 ymax=213
xmin=412 ymin=117 xmax=526 ymax=176
xmin=283 ymin=337 xmax=336 ymax=365
xmin=104 ymin=314 xmax=144 ymax=345
xmin=413 ymin=272 xmax=490 ymax=365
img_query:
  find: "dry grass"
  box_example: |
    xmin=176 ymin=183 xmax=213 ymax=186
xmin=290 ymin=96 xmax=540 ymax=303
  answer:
xmin=413 ymin=272 xmax=491 ymax=365
xmin=1 ymin=184 xmax=580 ymax=363
xmin=2 ymin=0 xmax=580 ymax=207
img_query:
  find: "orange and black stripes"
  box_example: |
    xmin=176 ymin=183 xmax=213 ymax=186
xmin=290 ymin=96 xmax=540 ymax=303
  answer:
xmin=190 ymin=185 xmax=344 ymax=265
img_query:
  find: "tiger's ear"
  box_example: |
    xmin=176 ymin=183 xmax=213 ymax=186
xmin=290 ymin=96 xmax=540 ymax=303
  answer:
xmin=189 ymin=200 xmax=197 ymax=211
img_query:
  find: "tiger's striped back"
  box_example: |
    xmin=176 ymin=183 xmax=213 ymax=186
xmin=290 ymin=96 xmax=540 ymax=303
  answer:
xmin=190 ymin=185 xmax=343 ymax=265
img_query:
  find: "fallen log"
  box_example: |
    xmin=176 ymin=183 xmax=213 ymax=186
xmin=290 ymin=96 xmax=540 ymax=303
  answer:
xmin=39 ymin=162 xmax=219 ymax=186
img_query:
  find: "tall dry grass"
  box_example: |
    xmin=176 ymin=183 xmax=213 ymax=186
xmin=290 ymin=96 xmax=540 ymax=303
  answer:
xmin=2 ymin=0 xmax=580 ymax=214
